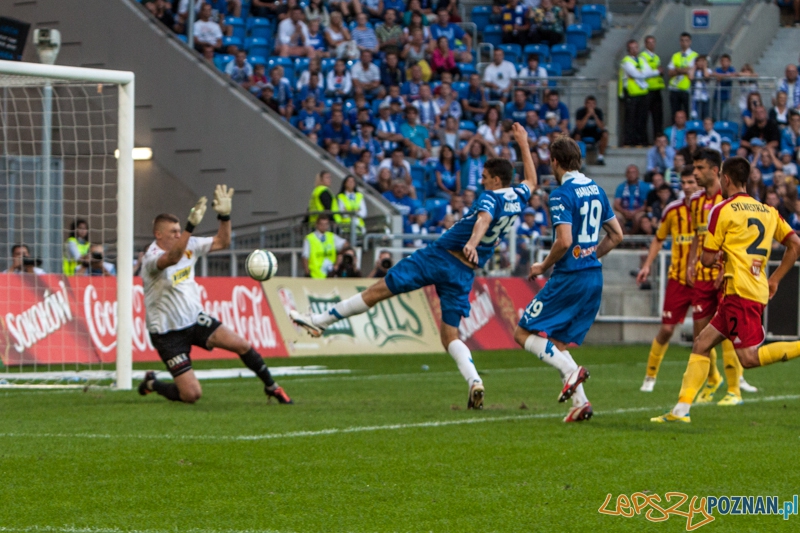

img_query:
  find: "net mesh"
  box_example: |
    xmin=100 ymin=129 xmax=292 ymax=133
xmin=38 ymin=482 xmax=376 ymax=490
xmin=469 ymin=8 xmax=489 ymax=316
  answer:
xmin=0 ymin=79 xmax=120 ymax=388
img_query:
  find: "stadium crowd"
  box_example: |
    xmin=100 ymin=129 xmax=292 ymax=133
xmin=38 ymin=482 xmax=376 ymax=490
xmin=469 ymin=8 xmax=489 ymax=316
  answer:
xmin=139 ymin=0 xmax=800 ymax=273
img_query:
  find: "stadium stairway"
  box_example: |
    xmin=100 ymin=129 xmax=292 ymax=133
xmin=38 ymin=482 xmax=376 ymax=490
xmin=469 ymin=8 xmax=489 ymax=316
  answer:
xmin=584 ymin=147 xmax=648 ymax=199
xmin=572 ymin=14 xmax=641 ymax=80
xmin=753 ymin=27 xmax=800 ymax=78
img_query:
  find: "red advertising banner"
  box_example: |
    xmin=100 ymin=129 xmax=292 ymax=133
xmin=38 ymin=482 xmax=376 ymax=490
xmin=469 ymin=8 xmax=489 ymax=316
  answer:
xmin=0 ymin=274 xmax=288 ymax=365
xmin=424 ymin=277 xmax=544 ymax=351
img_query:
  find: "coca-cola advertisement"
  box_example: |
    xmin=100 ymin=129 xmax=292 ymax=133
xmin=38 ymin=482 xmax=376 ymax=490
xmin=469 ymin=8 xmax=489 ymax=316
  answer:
xmin=424 ymin=277 xmax=543 ymax=351
xmin=0 ymin=274 xmax=288 ymax=365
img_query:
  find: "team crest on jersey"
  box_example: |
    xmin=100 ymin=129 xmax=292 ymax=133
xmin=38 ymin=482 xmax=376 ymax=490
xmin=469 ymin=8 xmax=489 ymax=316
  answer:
xmin=572 ymin=245 xmax=581 ymax=259
xmin=750 ymin=259 xmax=763 ymax=278
xmin=185 ymin=250 xmax=193 ymax=259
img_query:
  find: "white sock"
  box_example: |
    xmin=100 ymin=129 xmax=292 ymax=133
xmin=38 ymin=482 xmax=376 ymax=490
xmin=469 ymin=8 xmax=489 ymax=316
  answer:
xmin=312 ymin=293 xmax=369 ymax=327
xmin=448 ymin=340 xmax=481 ymax=384
xmin=563 ymin=350 xmax=588 ymax=407
xmin=672 ymin=402 xmax=691 ymax=417
xmin=524 ymin=335 xmax=577 ymax=378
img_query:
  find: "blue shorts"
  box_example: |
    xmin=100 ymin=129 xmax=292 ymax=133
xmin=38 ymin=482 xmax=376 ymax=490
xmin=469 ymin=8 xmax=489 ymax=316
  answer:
xmin=518 ymin=268 xmax=603 ymax=346
xmin=385 ymin=245 xmax=474 ymax=328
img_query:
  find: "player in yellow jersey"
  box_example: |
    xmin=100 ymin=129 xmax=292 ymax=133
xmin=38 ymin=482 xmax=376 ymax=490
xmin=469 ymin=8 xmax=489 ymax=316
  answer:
xmin=653 ymin=156 xmax=800 ymax=423
xmin=686 ymin=149 xmax=756 ymax=405
xmin=637 ymin=166 xmax=699 ymax=392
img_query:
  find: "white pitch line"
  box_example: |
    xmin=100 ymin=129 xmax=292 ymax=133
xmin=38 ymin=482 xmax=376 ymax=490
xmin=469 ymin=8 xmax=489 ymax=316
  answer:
xmin=0 ymin=394 xmax=796 ymax=443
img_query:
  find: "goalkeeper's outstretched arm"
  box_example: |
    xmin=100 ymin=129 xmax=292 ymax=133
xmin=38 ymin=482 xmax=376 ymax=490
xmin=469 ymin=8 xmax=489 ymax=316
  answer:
xmin=211 ymin=184 xmax=235 ymax=251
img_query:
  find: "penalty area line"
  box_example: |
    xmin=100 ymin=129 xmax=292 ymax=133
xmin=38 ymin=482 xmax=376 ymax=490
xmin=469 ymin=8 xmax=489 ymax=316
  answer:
xmin=0 ymin=394 xmax=797 ymax=443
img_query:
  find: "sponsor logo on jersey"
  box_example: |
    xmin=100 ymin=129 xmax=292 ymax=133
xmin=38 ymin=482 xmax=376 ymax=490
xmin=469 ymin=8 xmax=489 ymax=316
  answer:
xmin=572 ymin=245 xmax=598 ymax=259
xmin=696 ymin=224 xmax=708 ymax=234
xmin=751 ymin=259 xmax=763 ymax=278
xmin=676 ymin=234 xmax=694 ymax=244
xmin=662 ymin=310 xmax=673 ymax=319
xmin=172 ymin=265 xmax=192 ymax=287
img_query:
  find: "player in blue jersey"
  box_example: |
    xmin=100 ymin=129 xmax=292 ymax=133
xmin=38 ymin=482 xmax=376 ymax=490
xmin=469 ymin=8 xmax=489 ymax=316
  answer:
xmin=290 ymin=124 xmax=538 ymax=409
xmin=514 ymin=134 xmax=624 ymax=422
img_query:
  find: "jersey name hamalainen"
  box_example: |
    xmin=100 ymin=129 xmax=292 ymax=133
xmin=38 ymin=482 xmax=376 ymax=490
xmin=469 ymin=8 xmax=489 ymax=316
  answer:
xmin=548 ymin=171 xmax=615 ymax=272
xmin=434 ymin=183 xmax=532 ymax=267
xmin=705 ymin=192 xmax=794 ymax=305
xmin=656 ymin=198 xmax=694 ymax=285
xmin=141 ymin=236 xmax=214 ymax=334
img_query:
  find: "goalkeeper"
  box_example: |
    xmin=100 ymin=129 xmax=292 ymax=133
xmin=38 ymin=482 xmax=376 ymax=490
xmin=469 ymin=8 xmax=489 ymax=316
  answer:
xmin=137 ymin=185 xmax=293 ymax=405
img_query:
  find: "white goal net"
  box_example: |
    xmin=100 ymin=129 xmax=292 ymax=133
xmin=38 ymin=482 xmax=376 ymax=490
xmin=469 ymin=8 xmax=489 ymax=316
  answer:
xmin=0 ymin=60 xmax=134 ymax=390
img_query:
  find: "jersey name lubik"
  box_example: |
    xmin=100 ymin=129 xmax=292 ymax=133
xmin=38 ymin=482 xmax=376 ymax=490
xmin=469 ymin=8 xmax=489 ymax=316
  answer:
xmin=548 ymin=171 xmax=614 ymax=272
xmin=433 ymin=183 xmax=532 ymax=267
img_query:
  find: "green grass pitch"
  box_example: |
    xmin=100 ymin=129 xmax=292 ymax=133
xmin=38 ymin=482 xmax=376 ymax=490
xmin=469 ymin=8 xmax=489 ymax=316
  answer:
xmin=1 ymin=345 xmax=799 ymax=533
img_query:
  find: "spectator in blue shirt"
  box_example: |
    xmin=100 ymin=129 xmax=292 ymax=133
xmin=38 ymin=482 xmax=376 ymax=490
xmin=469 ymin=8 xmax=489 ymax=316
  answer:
xmin=306 ymin=19 xmax=329 ymax=57
xmin=269 ymin=65 xmax=294 ymax=120
xmin=614 ymin=164 xmax=652 ymax=234
xmin=297 ymin=96 xmax=323 ymax=135
xmin=400 ymin=106 xmax=432 ymax=159
xmin=361 ymin=0 xmax=385 ymax=19
xmin=350 ymin=121 xmax=384 ymax=166
xmin=225 ymin=51 xmax=253 ymax=88
xmin=401 ymin=64 xmax=425 ymax=102
xmin=433 ymin=144 xmax=461 ymax=198
xmin=320 ymin=109 xmax=352 ymax=153
xmin=713 ymin=54 xmax=735 ymax=121
xmin=505 ymin=88 xmax=536 ymax=123
xmin=384 ymin=0 xmax=406 ymax=15
xmin=646 ymin=133 xmax=676 ymax=176
xmin=430 ymin=9 xmax=472 ymax=63
xmin=352 ymin=13 xmax=380 ymax=54
xmin=782 ymin=110 xmax=800 ymax=160
xmin=461 ymin=73 xmax=488 ymax=122
xmin=664 ymin=110 xmax=687 ymax=150
xmin=383 ymin=179 xmax=420 ymax=225
xmin=538 ymin=90 xmax=569 ymax=134
xmin=376 ymin=102 xmax=404 ymax=152
xmin=380 ymin=52 xmax=406 ymax=88
xmin=501 ymin=0 xmax=529 ymax=46
xmin=524 ymin=109 xmax=547 ymax=142
xmin=297 ymin=72 xmax=325 ymax=110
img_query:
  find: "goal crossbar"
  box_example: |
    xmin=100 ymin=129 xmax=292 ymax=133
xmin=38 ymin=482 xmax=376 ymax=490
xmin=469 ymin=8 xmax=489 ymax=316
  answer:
xmin=0 ymin=59 xmax=135 ymax=390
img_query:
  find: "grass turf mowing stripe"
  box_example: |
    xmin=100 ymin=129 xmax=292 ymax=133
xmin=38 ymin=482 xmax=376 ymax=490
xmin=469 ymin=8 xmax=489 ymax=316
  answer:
xmin=0 ymin=394 xmax=796 ymax=443
xmin=0 ymin=528 xmax=288 ymax=533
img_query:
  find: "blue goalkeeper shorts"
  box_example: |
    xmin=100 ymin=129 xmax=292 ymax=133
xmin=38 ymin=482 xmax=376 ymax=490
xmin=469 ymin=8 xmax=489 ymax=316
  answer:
xmin=384 ymin=244 xmax=474 ymax=328
xmin=518 ymin=268 xmax=603 ymax=346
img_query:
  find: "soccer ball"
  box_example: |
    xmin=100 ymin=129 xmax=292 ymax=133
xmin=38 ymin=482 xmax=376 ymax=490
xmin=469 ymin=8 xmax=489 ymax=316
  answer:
xmin=245 ymin=249 xmax=278 ymax=281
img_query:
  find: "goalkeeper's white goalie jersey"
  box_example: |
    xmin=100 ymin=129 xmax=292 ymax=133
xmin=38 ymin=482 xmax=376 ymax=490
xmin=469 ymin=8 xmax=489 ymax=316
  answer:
xmin=142 ymin=236 xmax=213 ymax=334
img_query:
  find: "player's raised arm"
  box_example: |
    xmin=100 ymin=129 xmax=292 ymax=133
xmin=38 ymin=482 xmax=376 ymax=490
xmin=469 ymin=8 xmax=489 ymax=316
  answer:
xmin=596 ymin=216 xmax=624 ymax=259
xmin=156 ymin=196 xmax=207 ymax=270
xmin=211 ymin=184 xmax=235 ymax=251
xmin=512 ymin=122 xmax=537 ymax=190
xmin=463 ymin=211 xmax=493 ymax=265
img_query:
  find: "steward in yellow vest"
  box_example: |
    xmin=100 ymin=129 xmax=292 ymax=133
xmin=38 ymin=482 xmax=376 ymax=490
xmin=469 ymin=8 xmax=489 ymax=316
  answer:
xmin=308 ymin=171 xmax=334 ymax=227
xmin=63 ymin=219 xmax=90 ymax=275
xmin=667 ymin=32 xmax=697 ymax=120
xmin=303 ymin=216 xmax=348 ymax=278
xmin=334 ymin=175 xmax=367 ymax=235
xmin=639 ymin=35 xmax=665 ymax=143
xmin=619 ymin=40 xmax=651 ymax=146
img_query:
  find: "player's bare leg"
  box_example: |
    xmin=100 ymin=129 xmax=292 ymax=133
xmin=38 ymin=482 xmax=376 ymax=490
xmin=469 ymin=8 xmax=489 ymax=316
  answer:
xmin=440 ymin=323 xmax=483 ymax=409
xmin=207 ymin=325 xmax=293 ymax=404
xmin=290 ymin=279 xmax=392 ymax=337
xmin=139 ymin=368 xmax=202 ymax=403
xmin=514 ymin=327 xmax=591 ymax=418
xmin=641 ymin=323 xmax=676 ymax=392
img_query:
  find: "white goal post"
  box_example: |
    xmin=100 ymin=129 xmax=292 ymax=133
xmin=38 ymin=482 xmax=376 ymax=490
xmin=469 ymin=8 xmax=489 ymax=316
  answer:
xmin=0 ymin=59 xmax=134 ymax=390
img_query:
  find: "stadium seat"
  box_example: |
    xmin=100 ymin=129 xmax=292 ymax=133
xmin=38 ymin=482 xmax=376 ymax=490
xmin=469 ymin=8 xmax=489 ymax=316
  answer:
xmin=425 ymin=197 xmax=448 ymax=215
xmin=248 ymin=17 xmax=272 ymax=39
xmin=550 ymin=44 xmax=576 ymax=75
xmin=458 ymin=63 xmax=477 ymax=77
xmin=482 ymin=25 xmax=503 ymax=47
xmin=471 ymin=6 xmax=492 ymax=31
xmin=267 ymin=56 xmax=294 ymax=82
xmin=498 ymin=44 xmax=522 ymax=65
xmin=411 ymin=164 xmax=426 ymax=194
xmin=343 ymin=99 xmax=357 ymax=114
xmin=542 ymin=62 xmax=562 ymax=77
xmin=452 ymin=81 xmax=468 ymax=95
xmin=245 ymin=37 xmax=270 ymax=58
xmin=577 ymin=140 xmax=587 ymax=158
xmin=247 ymin=55 xmax=267 ymax=68
xmin=294 ymin=57 xmax=310 ymax=76
xmin=176 ymin=34 xmax=188 ymax=44
xmin=459 ymin=120 xmax=477 ymax=133
xmin=214 ymin=54 xmax=234 ymax=72
xmin=523 ymin=44 xmax=550 ymax=62
xmin=686 ymin=120 xmax=703 ymax=133
xmin=222 ymin=36 xmax=243 ymax=50
xmin=226 ymin=16 xmax=246 ymax=40
xmin=579 ymin=5 xmax=604 ymax=36
xmin=714 ymin=120 xmax=738 ymax=141
xmin=566 ymin=25 xmax=589 ymax=55
xmin=321 ymin=57 xmax=337 ymax=74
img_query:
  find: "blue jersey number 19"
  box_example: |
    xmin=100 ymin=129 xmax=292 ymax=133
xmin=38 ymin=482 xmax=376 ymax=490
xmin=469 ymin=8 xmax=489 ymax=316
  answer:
xmin=578 ymin=199 xmax=602 ymax=244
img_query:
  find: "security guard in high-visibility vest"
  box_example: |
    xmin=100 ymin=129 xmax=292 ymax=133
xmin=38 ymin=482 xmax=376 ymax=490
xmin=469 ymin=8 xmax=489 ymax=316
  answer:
xmin=308 ymin=171 xmax=334 ymax=227
xmin=302 ymin=216 xmax=349 ymax=278
xmin=619 ymin=40 xmax=651 ymax=146
xmin=63 ymin=219 xmax=91 ymax=275
xmin=639 ymin=35 xmax=665 ymax=144
xmin=667 ymin=32 xmax=697 ymax=121
xmin=334 ymin=175 xmax=367 ymax=235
